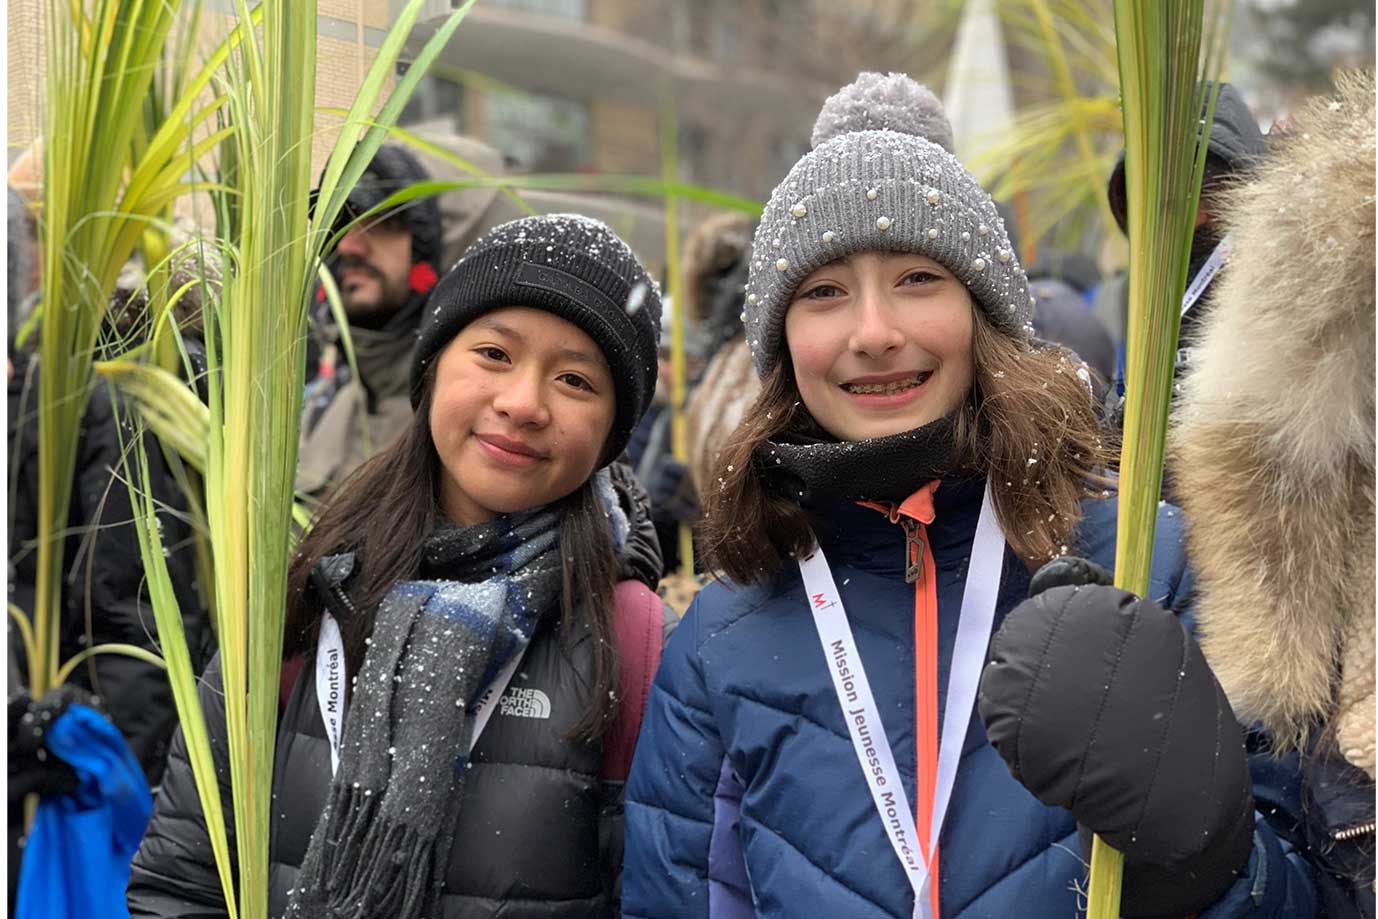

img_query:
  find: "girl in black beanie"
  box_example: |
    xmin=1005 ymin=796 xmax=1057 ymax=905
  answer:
xmin=130 ymin=215 xmax=668 ymax=919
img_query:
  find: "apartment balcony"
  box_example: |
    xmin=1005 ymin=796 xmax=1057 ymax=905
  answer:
xmin=407 ymin=2 xmax=830 ymax=134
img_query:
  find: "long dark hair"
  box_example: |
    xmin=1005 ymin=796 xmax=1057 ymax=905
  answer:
xmin=700 ymin=305 xmax=1115 ymax=584
xmin=284 ymin=366 xmax=620 ymax=742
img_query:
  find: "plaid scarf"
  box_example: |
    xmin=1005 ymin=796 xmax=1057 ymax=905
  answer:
xmin=286 ymin=503 xmax=565 ymax=919
xmin=287 ymin=470 xmax=631 ymax=918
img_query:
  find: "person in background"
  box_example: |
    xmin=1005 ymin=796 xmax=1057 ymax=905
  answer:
xmin=8 ymin=186 xmax=206 ymax=912
xmin=7 ymin=187 xmax=41 ymax=348
xmin=1173 ymin=71 xmax=1375 ymax=919
xmin=1028 ymin=277 xmax=1117 ymax=401
xmin=629 ymin=212 xmax=755 ymax=578
xmin=1091 ymin=81 xmax=1269 ymax=380
xmin=624 ymin=71 xmax=1321 ymax=919
xmin=1027 ymin=248 xmax=1101 ymax=304
xmin=297 ymin=131 xmax=523 ymax=500
xmin=680 ymin=213 xmax=759 ymax=505
xmin=7 ymin=188 xmax=208 ymax=790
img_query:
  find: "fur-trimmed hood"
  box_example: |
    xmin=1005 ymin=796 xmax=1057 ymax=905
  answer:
xmin=1172 ymin=71 xmax=1376 ymax=777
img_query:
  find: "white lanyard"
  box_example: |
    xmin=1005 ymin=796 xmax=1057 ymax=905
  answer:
xmin=315 ymin=614 xmax=348 ymax=775
xmin=1180 ymin=235 xmax=1231 ymax=318
xmin=315 ymin=614 xmax=522 ymax=776
xmin=799 ymin=482 xmax=1005 ymax=919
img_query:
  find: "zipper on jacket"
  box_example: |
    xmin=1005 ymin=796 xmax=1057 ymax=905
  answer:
xmin=1332 ymin=820 xmax=1376 ymax=841
xmin=901 ymin=517 xmax=925 ymax=585
xmin=327 ymin=581 xmax=358 ymax=623
xmin=905 ymin=511 xmax=940 ymax=888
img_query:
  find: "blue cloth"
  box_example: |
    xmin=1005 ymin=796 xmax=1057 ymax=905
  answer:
xmin=625 ymin=478 xmax=1320 ymax=918
xmin=16 ymin=703 xmax=152 ymax=919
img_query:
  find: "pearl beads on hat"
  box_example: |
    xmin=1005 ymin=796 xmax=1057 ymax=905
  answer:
xmin=876 ymin=216 xmax=893 ymax=231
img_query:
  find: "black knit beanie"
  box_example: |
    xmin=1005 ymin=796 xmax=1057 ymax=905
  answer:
xmin=411 ymin=214 xmax=662 ymax=463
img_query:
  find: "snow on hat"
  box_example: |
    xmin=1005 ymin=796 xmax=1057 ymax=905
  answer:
xmin=744 ymin=71 xmax=1033 ymax=378
xmin=410 ymin=214 xmax=662 ymax=465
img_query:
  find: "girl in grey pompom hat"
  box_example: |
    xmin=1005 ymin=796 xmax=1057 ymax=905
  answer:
xmin=743 ymin=71 xmax=1034 ymax=379
xmin=625 ymin=73 xmax=1284 ymax=919
xmin=699 ymin=70 xmax=1094 ymax=517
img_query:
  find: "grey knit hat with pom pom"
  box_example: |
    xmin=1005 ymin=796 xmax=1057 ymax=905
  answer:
xmin=745 ymin=71 xmax=1033 ymax=377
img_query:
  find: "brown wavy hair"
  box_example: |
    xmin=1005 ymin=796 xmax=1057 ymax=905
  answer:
xmin=284 ymin=366 xmax=619 ymax=743
xmin=699 ymin=305 xmax=1114 ymax=584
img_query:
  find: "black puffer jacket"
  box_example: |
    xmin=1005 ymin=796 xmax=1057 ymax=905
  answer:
xmin=127 ymin=471 xmax=669 ymax=919
xmin=1303 ymin=752 xmax=1375 ymax=919
xmin=7 ymin=351 xmax=208 ymax=782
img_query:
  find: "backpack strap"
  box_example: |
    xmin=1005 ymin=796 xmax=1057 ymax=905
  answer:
xmin=280 ymin=654 xmax=305 ymax=715
xmin=602 ymin=579 xmax=664 ymax=781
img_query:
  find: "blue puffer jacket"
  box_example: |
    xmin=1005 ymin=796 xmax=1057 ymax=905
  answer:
xmin=625 ymin=477 xmax=1320 ymax=918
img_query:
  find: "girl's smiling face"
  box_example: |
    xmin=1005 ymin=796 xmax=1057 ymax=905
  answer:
xmin=428 ymin=306 xmax=615 ymax=525
xmin=783 ymin=251 xmax=975 ymax=442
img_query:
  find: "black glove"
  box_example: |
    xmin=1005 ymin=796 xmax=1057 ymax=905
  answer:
xmin=8 ymin=686 xmax=102 ymax=801
xmin=978 ymin=557 xmax=1255 ymax=918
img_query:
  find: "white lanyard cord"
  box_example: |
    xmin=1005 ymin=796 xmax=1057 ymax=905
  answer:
xmin=930 ymin=485 xmax=1005 ymax=856
xmin=799 ymin=482 xmax=1005 ymax=919
xmin=315 ymin=614 xmax=347 ymax=776
xmin=1180 ymin=235 xmax=1231 ymax=318
xmin=315 ymin=615 xmax=521 ymax=776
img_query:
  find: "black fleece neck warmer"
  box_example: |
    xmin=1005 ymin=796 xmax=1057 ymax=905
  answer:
xmin=755 ymin=411 xmax=961 ymax=506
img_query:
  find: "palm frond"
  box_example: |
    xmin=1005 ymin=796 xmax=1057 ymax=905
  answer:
xmin=1089 ymin=2 xmax=1231 ymax=915
xmin=115 ymin=2 xmax=481 ymax=914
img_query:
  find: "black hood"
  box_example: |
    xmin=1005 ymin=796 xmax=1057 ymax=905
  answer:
xmin=318 ymin=143 xmax=444 ymax=276
xmin=607 ymin=458 xmax=663 ymax=591
xmin=1107 ymin=82 xmax=1268 ymax=234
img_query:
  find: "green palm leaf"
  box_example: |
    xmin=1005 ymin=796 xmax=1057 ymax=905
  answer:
xmin=115 ymin=1 xmax=481 ymax=914
xmin=1089 ymin=2 xmax=1230 ymax=916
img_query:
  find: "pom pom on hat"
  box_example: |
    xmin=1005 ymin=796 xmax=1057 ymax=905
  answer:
xmin=810 ymin=72 xmax=954 ymax=153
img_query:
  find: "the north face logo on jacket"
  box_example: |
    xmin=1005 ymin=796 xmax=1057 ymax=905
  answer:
xmin=499 ymin=686 xmax=551 ymax=719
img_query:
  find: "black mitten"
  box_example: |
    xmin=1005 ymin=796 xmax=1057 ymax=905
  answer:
xmin=978 ymin=558 xmax=1255 ymax=917
xmin=8 ymin=686 xmax=102 ymax=801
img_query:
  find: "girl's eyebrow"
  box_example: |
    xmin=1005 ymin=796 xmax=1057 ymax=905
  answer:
xmin=554 ymin=346 xmax=607 ymax=370
xmin=470 ymin=316 xmax=606 ymax=369
xmin=471 ymin=315 xmax=520 ymax=339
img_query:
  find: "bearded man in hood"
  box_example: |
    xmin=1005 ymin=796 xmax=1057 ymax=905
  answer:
xmin=1094 ymin=82 xmax=1270 ymax=385
xmin=297 ymin=132 xmax=523 ymax=500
